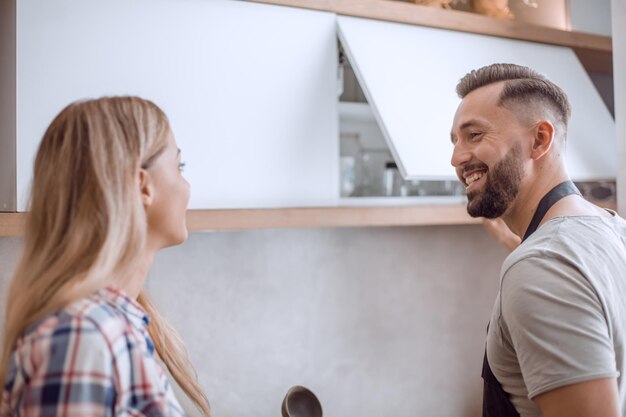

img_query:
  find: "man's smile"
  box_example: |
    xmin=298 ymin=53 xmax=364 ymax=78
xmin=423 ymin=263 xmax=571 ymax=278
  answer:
xmin=464 ymin=171 xmax=486 ymax=192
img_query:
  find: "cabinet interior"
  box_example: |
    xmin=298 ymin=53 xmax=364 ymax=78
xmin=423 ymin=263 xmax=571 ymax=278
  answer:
xmin=337 ymin=42 xmax=466 ymax=204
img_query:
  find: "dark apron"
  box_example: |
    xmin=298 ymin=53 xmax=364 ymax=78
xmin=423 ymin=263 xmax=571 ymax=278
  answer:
xmin=481 ymin=180 xmax=580 ymax=417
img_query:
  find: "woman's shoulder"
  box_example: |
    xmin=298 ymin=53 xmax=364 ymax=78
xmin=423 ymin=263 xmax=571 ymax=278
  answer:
xmin=22 ymin=288 xmax=147 ymax=358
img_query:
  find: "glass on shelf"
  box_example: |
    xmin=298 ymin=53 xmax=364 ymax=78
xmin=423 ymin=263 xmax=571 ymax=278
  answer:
xmin=358 ymin=148 xmax=394 ymax=196
xmin=339 ymin=132 xmax=361 ymax=197
xmin=339 ymin=130 xmax=467 ymax=199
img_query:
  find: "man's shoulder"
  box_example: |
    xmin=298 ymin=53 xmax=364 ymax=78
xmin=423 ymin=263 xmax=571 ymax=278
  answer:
xmin=498 ymin=214 xmax=626 ymax=312
xmin=504 ymin=214 xmax=626 ymax=270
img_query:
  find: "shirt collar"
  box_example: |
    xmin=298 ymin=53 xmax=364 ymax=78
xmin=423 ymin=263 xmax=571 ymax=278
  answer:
xmin=99 ymin=286 xmax=150 ymax=330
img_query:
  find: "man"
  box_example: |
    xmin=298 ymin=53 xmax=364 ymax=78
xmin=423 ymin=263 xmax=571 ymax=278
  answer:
xmin=450 ymin=63 xmax=626 ymax=417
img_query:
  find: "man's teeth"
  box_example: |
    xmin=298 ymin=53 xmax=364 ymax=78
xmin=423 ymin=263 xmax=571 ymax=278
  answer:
xmin=465 ymin=172 xmax=484 ymax=186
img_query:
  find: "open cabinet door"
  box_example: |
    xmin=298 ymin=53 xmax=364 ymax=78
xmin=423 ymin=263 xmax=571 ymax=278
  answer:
xmin=337 ymin=15 xmax=615 ymax=181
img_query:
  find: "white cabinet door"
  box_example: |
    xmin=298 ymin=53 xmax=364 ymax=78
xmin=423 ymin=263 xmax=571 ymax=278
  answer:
xmin=338 ymin=16 xmax=615 ymax=181
xmin=17 ymin=0 xmax=338 ymax=210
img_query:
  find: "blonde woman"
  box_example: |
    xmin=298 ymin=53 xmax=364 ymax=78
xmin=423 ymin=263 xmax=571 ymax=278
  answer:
xmin=0 ymin=97 xmax=210 ymax=416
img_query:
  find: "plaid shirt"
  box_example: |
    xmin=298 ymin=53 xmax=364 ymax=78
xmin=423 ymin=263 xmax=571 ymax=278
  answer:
xmin=2 ymin=287 xmax=186 ymax=417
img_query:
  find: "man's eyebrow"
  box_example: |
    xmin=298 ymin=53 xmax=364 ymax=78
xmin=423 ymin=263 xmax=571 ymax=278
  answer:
xmin=458 ymin=120 xmax=482 ymax=130
xmin=451 ymin=120 xmax=482 ymax=144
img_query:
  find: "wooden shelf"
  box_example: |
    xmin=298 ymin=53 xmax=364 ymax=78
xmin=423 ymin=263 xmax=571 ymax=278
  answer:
xmin=0 ymin=205 xmax=480 ymax=236
xmin=2 ymin=199 xmax=615 ymax=236
xmin=186 ymin=205 xmax=480 ymax=231
xmin=247 ymin=0 xmax=612 ymax=74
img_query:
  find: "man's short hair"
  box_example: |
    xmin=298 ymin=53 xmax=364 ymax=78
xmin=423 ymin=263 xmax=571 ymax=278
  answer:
xmin=456 ymin=63 xmax=571 ymax=133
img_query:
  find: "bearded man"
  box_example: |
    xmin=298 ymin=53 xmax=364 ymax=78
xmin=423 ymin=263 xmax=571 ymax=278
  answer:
xmin=450 ymin=63 xmax=626 ymax=417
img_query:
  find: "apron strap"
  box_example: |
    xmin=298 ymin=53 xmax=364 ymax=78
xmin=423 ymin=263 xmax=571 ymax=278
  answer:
xmin=521 ymin=181 xmax=580 ymax=242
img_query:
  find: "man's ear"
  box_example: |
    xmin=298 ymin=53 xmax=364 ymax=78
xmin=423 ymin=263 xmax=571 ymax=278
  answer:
xmin=530 ymin=120 xmax=555 ymax=161
xmin=139 ymin=169 xmax=154 ymax=207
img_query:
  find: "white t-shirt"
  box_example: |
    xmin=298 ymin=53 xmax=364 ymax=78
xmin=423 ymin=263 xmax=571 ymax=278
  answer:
xmin=487 ymin=211 xmax=626 ymax=417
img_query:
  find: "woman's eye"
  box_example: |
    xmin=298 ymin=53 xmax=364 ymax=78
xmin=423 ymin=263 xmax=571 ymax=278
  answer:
xmin=178 ymin=161 xmax=186 ymax=173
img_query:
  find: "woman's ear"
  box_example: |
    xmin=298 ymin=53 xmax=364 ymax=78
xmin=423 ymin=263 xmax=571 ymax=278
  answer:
xmin=139 ymin=169 xmax=154 ymax=207
xmin=530 ymin=120 xmax=555 ymax=161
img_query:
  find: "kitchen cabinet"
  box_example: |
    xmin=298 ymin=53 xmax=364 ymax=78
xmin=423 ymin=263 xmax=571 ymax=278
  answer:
xmin=337 ymin=14 xmax=615 ymax=181
xmin=0 ymin=0 xmax=616 ymax=235
xmin=3 ymin=0 xmax=338 ymax=212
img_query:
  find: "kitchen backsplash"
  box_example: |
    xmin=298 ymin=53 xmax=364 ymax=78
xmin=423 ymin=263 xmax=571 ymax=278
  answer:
xmin=2 ymin=226 xmax=508 ymax=417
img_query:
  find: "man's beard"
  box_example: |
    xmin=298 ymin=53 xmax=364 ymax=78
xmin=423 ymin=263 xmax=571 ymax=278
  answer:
xmin=466 ymin=144 xmax=524 ymax=219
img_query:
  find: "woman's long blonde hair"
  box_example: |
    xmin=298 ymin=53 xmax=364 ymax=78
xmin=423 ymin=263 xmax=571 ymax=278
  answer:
xmin=0 ymin=97 xmax=211 ymax=417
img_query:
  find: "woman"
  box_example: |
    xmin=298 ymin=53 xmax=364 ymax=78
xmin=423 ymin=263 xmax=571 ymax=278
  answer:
xmin=0 ymin=97 xmax=210 ymax=416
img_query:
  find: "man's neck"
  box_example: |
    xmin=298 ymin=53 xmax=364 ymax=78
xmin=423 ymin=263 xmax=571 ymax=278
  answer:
xmin=502 ymin=172 xmax=571 ymax=238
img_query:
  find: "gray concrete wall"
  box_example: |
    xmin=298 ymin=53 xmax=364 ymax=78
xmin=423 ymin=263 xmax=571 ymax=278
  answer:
xmin=0 ymin=225 xmax=508 ymax=417
xmin=0 ymin=237 xmax=20 ymax=336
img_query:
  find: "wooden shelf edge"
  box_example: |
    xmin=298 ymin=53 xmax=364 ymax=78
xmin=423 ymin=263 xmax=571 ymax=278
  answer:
xmin=2 ymin=200 xmax=616 ymax=236
xmin=0 ymin=205 xmax=479 ymax=236
xmin=186 ymin=205 xmax=480 ymax=231
xmin=246 ymin=0 xmax=611 ymax=53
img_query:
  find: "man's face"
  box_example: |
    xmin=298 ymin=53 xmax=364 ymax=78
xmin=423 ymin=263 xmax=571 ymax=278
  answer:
xmin=450 ymin=82 xmax=529 ymax=218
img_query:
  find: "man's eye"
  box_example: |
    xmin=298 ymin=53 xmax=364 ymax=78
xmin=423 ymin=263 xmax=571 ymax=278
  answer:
xmin=468 ymin=132 xmax=482 ymax=140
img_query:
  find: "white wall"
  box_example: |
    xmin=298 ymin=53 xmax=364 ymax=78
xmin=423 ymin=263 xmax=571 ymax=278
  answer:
xmin=613 ymin=0 xmax=626 ymax=214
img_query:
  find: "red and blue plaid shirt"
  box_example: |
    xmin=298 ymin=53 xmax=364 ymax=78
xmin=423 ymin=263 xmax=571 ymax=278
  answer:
xmin=1 ymin=287 xmax=186 ymax=416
